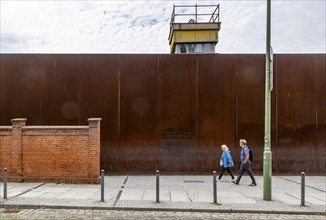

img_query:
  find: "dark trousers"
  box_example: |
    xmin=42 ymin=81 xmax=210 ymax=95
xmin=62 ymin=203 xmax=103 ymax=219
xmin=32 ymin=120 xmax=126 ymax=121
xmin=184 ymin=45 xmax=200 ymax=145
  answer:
xmin=235 ymin=163 xmax=256 ymax=184
xmin=218 ymin=167 xmax=235 ymax=180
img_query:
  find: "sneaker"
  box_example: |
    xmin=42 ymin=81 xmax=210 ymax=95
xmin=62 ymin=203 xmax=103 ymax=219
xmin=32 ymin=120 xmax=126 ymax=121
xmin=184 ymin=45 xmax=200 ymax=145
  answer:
xmin=232 ymin=181 xmax=239 ymax=185
xmin=249 ymin=183 xmax=257 ymax=186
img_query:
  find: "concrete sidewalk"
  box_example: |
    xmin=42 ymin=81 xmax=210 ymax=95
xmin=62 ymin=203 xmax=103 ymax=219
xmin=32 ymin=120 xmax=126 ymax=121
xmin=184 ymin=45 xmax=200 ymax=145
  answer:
xmin=0 ymin=176 xmax=325 ymax=215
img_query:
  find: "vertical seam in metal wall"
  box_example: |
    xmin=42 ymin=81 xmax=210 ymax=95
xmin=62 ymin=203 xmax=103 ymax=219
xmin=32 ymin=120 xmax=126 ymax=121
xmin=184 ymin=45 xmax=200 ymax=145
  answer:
xmin=275 ymin=55 xmax=278 ymax=171
xmin=235 ymin=55 xmax=238 ymax=151
xmin=213 ymin=56 xmax=216 ymax=143
xmin=195 ymin=54 xmax=199 ymax=173
xmin=118 ymin=55 xmax=121 ymax=146
xmin=213 ymin=55 xmax=217 ymax=168
xmin=84 ymin=56 xmax=88 ymax=178
xmin=78 ymin=55 xmax=82 ymax=125
xmin=315 ymin=55 xmax=318 ymax=173
xmin=40 ymin=58 xmax=44 ymax=125
xmin=157 ymin=55 xmax=160 ymax=169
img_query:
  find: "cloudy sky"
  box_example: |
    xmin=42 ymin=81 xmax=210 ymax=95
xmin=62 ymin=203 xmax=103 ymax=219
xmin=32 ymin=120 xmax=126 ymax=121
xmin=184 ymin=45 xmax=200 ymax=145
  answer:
xmin=0 ymin=0 xmax=325 ymax=54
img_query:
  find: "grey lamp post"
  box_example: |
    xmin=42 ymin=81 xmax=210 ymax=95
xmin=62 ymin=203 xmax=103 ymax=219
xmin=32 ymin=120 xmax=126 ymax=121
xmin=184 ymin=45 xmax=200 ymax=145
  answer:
xmin=263 ymin=0 xmax=272 ymax=201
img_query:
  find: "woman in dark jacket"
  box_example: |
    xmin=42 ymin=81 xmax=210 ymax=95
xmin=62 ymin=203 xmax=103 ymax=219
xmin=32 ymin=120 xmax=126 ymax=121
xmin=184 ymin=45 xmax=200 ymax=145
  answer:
xmin=218 ymin=144 xmax=235 ymax=180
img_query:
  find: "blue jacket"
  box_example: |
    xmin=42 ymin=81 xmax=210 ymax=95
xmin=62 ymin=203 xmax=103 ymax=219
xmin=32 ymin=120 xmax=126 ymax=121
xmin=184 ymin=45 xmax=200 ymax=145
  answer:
xmin=222 ymin=150 xmax=234 ymax=168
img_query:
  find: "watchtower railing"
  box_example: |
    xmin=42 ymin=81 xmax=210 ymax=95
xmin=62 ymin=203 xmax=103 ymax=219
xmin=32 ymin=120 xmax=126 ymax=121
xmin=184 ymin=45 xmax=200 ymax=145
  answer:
xmin=170 ymin=4 xmax=220 ymax=28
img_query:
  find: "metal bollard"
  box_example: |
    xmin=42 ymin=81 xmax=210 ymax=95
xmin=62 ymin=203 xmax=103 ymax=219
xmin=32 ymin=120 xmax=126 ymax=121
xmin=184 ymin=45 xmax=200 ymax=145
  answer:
xmin=4 ymin=168 xmax=7 ymax=199
xmin=100 ymin=169 xmax=104 ymax=202
xmin=301 ymin=172 xmax=305 ymax=206
xmin=213 ymin=171 xmax=217 ymax=203
xmin=156 ymin=170 xmax=160 ymax=203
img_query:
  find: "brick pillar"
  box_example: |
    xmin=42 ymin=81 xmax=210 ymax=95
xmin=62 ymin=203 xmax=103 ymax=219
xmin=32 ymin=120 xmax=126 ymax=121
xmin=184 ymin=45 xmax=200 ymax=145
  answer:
xmin=11 ymin=118 xmax=26 ymax=180
xmin=88 ymin=118 xmax=101 ymax=183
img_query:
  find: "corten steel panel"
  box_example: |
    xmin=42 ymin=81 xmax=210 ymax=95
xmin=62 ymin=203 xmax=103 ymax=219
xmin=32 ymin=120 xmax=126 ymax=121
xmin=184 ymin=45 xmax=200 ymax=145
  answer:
xmin=0 ymin=55 xmax=43 ymax=124
xmin=275 ymin=54 xmax=320 ymax=173
xmin=157 ymin=54 xmax=197 ymax=173
xmin=196 ymin=54 xmax=217 ymax=173
xmin=197 ymin=55 xmax=235 ymax=173
xmin=114 ymin=55 xmax=158 ymax=173
xmin=316 ymin=54 xmax=326 ymax=173
xmin=236 ymin=55 xmax=265 ymax=172
xmin=41 ymin=55 xmax=81 ymax=125
xmin=196 ymin=54 xmax=238 ymax=173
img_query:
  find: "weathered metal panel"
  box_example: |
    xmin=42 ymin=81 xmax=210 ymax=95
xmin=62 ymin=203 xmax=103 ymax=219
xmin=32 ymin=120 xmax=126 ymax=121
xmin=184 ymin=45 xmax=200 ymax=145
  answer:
xmin=1 ymin=55 xmax=43 ymax=124
xmin=42 ymin=55 xmax=81 ymax=125
xmin=157 ymin=55 xmax=197 ymax=173
xmin=115 ymin=55 xmax=159 ymax=173
xmin=196 ymin=54 xmax=219 ymax=173
xmin=275 ymin=54 xmax=322 ymax=174
xmin=316 ymin=54 xmax=326 ymax=173
xmin=0 ymin=54 xmax=325 ymax=175
xmin=236 ymin=54 xmax=265 ymax=171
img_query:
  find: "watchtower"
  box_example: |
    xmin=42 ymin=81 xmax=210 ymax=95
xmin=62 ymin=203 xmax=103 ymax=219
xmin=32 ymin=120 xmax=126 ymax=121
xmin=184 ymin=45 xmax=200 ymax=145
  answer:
xmin=168 ymin=4 xmax=221 ymax=54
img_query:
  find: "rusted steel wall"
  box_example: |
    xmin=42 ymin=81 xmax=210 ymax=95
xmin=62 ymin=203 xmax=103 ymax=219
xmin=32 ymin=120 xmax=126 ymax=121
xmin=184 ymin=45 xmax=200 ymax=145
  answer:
xmin=0 ymin=54 xmax=325 ymax=175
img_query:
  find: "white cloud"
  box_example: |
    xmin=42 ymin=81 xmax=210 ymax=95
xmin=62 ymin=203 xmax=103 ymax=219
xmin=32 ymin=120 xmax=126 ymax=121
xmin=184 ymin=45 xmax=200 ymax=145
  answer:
xmin=0 ymin=0 xmax=325 ymax=53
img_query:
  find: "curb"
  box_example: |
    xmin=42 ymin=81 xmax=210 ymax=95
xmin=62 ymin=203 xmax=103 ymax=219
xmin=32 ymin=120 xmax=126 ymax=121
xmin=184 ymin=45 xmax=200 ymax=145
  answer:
xmin=1 ymin=203 xmax=325 ymax=216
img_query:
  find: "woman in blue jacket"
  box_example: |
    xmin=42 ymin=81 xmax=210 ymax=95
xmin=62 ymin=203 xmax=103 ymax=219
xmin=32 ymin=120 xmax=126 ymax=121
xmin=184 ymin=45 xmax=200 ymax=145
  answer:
xmin=218 ymin=144 xmax=235 ymax=180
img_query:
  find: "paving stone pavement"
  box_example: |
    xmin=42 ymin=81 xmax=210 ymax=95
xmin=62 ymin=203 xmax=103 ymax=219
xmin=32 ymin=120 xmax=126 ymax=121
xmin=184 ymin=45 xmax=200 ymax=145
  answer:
xmin=1 ymin=175 xmax=325 ymax=218
xmin=0 ymin=208 xmax=326 ymax=220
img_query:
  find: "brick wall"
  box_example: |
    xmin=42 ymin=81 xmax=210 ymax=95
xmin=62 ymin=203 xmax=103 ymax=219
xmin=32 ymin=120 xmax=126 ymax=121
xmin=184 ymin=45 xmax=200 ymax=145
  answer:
xmin=0 ymin=118 xmax=101 ymax=183
xmin=0 ymin=126 xmax=12 ymax=175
